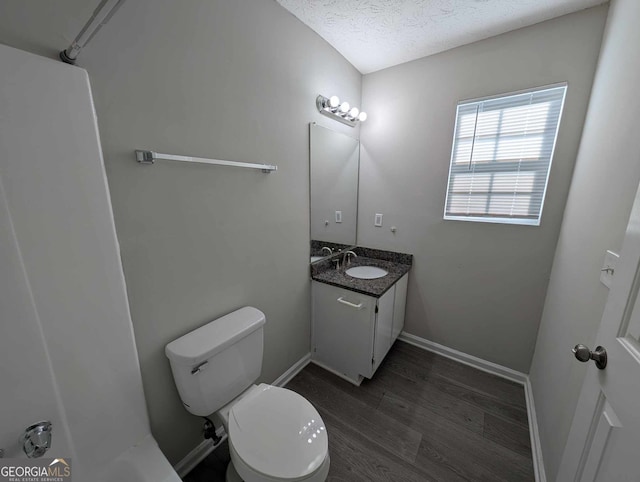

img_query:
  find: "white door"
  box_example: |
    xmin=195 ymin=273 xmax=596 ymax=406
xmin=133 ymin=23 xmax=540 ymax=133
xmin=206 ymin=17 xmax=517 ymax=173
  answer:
xmin=557 ymin=184 xmax=640 ymax=481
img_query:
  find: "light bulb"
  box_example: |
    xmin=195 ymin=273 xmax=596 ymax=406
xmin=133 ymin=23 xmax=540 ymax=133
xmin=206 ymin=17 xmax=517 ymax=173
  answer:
xmin=339 ymin=102 xmax=350 ymax=113
xmin=348 ymin=107 xmax=359 ymax=119
xmin=357 ymin=111 xmax=368 ymax=122
xmin=328 ymin=96 xmax=340 ymax=108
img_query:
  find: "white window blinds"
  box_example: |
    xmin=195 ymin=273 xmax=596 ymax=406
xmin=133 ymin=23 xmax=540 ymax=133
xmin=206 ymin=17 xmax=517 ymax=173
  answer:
xmin=444 ymin=84 xmax=567 ymax=225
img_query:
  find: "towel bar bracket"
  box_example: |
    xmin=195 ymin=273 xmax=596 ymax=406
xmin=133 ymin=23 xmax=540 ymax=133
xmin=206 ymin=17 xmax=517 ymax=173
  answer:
xmin=135 ymin=150 xmax=155 ymax=164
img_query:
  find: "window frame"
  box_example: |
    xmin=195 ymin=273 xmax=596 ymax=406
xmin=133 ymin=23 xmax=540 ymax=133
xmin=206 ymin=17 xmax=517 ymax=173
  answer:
xmin=443 ymin=83 xmax=568 ymax=227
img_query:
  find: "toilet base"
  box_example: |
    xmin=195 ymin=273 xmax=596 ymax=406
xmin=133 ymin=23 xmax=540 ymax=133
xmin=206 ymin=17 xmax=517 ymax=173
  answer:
xmin=226 ymin=461 xmax=243 ymax=482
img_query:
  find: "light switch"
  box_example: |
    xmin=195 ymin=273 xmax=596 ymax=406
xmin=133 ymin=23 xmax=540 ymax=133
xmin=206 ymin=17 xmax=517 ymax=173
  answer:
xmin=374 ymin=213 xmax=383 ymax=227
xmin=600 ymin=250 xmax=619 ymax=289
xmin=335 ymin=211 xmax=342 ymax=223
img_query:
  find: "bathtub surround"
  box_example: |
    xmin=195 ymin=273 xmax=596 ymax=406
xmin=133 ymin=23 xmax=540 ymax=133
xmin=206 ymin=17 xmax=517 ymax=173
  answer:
xmin=358 ymin=5 xmax=608 ymax=373
xmin=529 ymin=0 xmax=640 ymax=478
xmin=73 ymin=0 xmax=360 ymax=465
xmin=0 ymin=43 xmax=179 ymax=480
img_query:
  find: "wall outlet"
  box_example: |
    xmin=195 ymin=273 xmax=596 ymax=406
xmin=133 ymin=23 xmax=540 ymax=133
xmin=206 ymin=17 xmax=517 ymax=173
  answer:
xmin=374 ymin=213 xmax=383 ymax=227
xmin=335 ymin=211 xmax=342 ymax=223
xmin=600 ymin=250 xmax=619 ymax=289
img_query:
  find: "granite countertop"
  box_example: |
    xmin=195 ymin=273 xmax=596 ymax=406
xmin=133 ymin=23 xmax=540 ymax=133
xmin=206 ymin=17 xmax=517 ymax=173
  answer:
xmin=311 ymin=247 xmax=412 ymax=298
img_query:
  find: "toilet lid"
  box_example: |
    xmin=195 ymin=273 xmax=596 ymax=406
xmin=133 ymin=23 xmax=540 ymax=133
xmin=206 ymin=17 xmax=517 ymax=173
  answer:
xmin=228 ymin=384 xmax=328 ymax=480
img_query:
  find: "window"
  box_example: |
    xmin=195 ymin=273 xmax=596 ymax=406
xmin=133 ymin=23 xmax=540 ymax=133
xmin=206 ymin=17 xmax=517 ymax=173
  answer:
xmin=444 ymin=84 xmax=567 ymax=226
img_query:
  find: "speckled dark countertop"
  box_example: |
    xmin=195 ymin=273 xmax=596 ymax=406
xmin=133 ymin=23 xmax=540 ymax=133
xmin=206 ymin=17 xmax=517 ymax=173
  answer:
xmin=311 ymin=247 xmax=412 ymax=298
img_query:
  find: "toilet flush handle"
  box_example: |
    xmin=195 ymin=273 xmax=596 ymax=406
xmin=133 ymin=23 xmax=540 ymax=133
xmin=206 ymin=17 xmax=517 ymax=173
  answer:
xmin=191 ymin=361 xmax=208 ymax=375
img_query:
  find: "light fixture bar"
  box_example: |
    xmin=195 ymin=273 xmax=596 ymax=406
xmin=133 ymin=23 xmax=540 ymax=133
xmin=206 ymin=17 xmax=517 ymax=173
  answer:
xmin=135 ymin=150 xmax=277 ymax=173
xmin=316 ymin=95 xmax=367 ymax=127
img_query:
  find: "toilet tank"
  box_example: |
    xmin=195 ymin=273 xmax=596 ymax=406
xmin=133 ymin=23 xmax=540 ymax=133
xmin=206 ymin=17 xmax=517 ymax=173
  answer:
xmin=165 ymin=307 xmax=265 ymax=416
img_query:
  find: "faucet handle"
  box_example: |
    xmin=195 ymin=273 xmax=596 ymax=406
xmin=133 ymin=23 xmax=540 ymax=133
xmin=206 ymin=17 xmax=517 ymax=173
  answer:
xmin=343 ymin=250 xmax=358 ymax=266
xmin=21 ymin=421 xmax=52 ymax=458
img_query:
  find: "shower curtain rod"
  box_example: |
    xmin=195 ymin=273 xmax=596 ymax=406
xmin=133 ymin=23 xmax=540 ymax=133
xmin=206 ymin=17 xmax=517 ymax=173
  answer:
xmin=60 ymin=0 xmax=127 ymax=64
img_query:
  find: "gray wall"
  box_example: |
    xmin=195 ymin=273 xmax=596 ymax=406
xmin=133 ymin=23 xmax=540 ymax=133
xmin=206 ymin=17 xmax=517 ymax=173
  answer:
xmin=358 ymin=6 xmax=608 ymax=372
xmin=529 ymin=0 xmax=640 ymax=478
xmin=74 ymin=0 xmax=361 ymax=464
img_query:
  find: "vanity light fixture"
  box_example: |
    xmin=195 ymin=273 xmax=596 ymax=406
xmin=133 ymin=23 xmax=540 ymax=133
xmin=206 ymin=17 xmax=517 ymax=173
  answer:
xmin=316 ymin=94 xmax=367 ymax=127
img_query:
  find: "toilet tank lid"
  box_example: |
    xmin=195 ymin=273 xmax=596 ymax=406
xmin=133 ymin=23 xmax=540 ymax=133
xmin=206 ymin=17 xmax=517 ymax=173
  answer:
xmin=165 ymin=307 xmax=265 ymax=365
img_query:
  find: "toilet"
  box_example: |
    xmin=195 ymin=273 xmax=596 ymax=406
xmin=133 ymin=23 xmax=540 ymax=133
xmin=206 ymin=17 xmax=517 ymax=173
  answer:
xmin=165 ymin=307 xmax=330 ymax=482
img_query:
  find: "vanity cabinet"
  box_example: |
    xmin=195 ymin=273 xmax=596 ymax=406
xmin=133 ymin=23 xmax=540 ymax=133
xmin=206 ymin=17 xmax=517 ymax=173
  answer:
xmin=311 ymin=273 xmax=408 ymax=385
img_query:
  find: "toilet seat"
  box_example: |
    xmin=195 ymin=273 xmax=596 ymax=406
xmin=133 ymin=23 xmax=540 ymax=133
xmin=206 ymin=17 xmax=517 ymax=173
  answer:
xmin=228 ymin=384 xmax=329 ymax=481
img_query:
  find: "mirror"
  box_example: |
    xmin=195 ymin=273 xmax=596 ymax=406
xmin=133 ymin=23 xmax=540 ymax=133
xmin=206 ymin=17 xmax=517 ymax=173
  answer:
xmin=309 ymin=123 xmax=359 ymax=262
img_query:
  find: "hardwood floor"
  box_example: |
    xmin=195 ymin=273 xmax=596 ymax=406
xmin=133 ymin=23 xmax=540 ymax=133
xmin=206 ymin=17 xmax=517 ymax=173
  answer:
xmin=184 ymin=341 xmax=534 ymax=481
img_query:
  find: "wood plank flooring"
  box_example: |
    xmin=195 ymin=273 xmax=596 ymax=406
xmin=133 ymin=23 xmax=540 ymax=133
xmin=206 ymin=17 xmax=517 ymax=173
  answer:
xmin=184 ymin=340 xmax=534 ymax=481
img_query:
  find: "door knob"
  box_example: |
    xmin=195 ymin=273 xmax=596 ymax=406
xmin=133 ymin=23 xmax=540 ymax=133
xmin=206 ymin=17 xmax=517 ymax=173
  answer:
xmin=572 ymin=344 xmax=607 ymax=369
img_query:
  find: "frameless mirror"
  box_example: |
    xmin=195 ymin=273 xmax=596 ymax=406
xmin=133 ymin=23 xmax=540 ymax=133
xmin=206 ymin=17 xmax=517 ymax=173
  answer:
xmin=309 ymin=123 xmax=359 ymax=263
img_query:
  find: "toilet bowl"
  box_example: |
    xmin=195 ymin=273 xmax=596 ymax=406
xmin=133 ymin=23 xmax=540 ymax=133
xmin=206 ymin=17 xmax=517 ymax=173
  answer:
xmin=166 ymin=307 xmax=330 ymax=481
xmin=220 ymin=384 xmax=329 ymax=482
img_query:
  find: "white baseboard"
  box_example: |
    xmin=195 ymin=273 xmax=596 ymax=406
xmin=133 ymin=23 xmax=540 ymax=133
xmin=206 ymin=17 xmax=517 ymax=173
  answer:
xmin=397 ymin=332 xmax=546 ymax=482
xmin=272 ymin=353 xmax=311 ymax=387
xmin=174 ymin=428 xmax=226 ymax=479
xmin=174 ymin=352 xmax=311 ymax=478
xmin=397 ymin=331 xmax=527 ymax=384
xmin=524 ymin=377 xmax=547 ymax=482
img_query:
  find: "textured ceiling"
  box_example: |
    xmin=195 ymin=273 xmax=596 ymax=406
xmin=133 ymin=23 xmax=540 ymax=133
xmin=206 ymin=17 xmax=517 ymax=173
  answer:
xmin=275 ymin=0 xmax=607 ymax=74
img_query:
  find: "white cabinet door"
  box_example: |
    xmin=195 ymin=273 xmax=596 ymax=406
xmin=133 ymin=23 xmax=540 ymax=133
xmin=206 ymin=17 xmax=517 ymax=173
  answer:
xmin=312 ymin=282 xmax=375 ymax=383
xmin=371 ymin=287 xmax=395 ymax=375
xmin=391 ymin=274 xmax=408 ymax=341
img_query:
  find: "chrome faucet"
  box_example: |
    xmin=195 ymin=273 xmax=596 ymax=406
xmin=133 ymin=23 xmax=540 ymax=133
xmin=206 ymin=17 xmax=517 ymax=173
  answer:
xmin=321 ymin=246 xmax=332 ymax=256
xmin=342 ymin=250 xmax=357 ymax=266
xmin=21 ymin=421 xmax=52 ymax=458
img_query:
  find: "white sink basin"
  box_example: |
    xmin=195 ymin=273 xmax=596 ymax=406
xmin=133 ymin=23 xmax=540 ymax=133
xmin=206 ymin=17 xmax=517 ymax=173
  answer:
xmin=345 ymin=266 xmax=388 ymax=279
xmin=311 ymin=256 xmax=323 ymax=263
